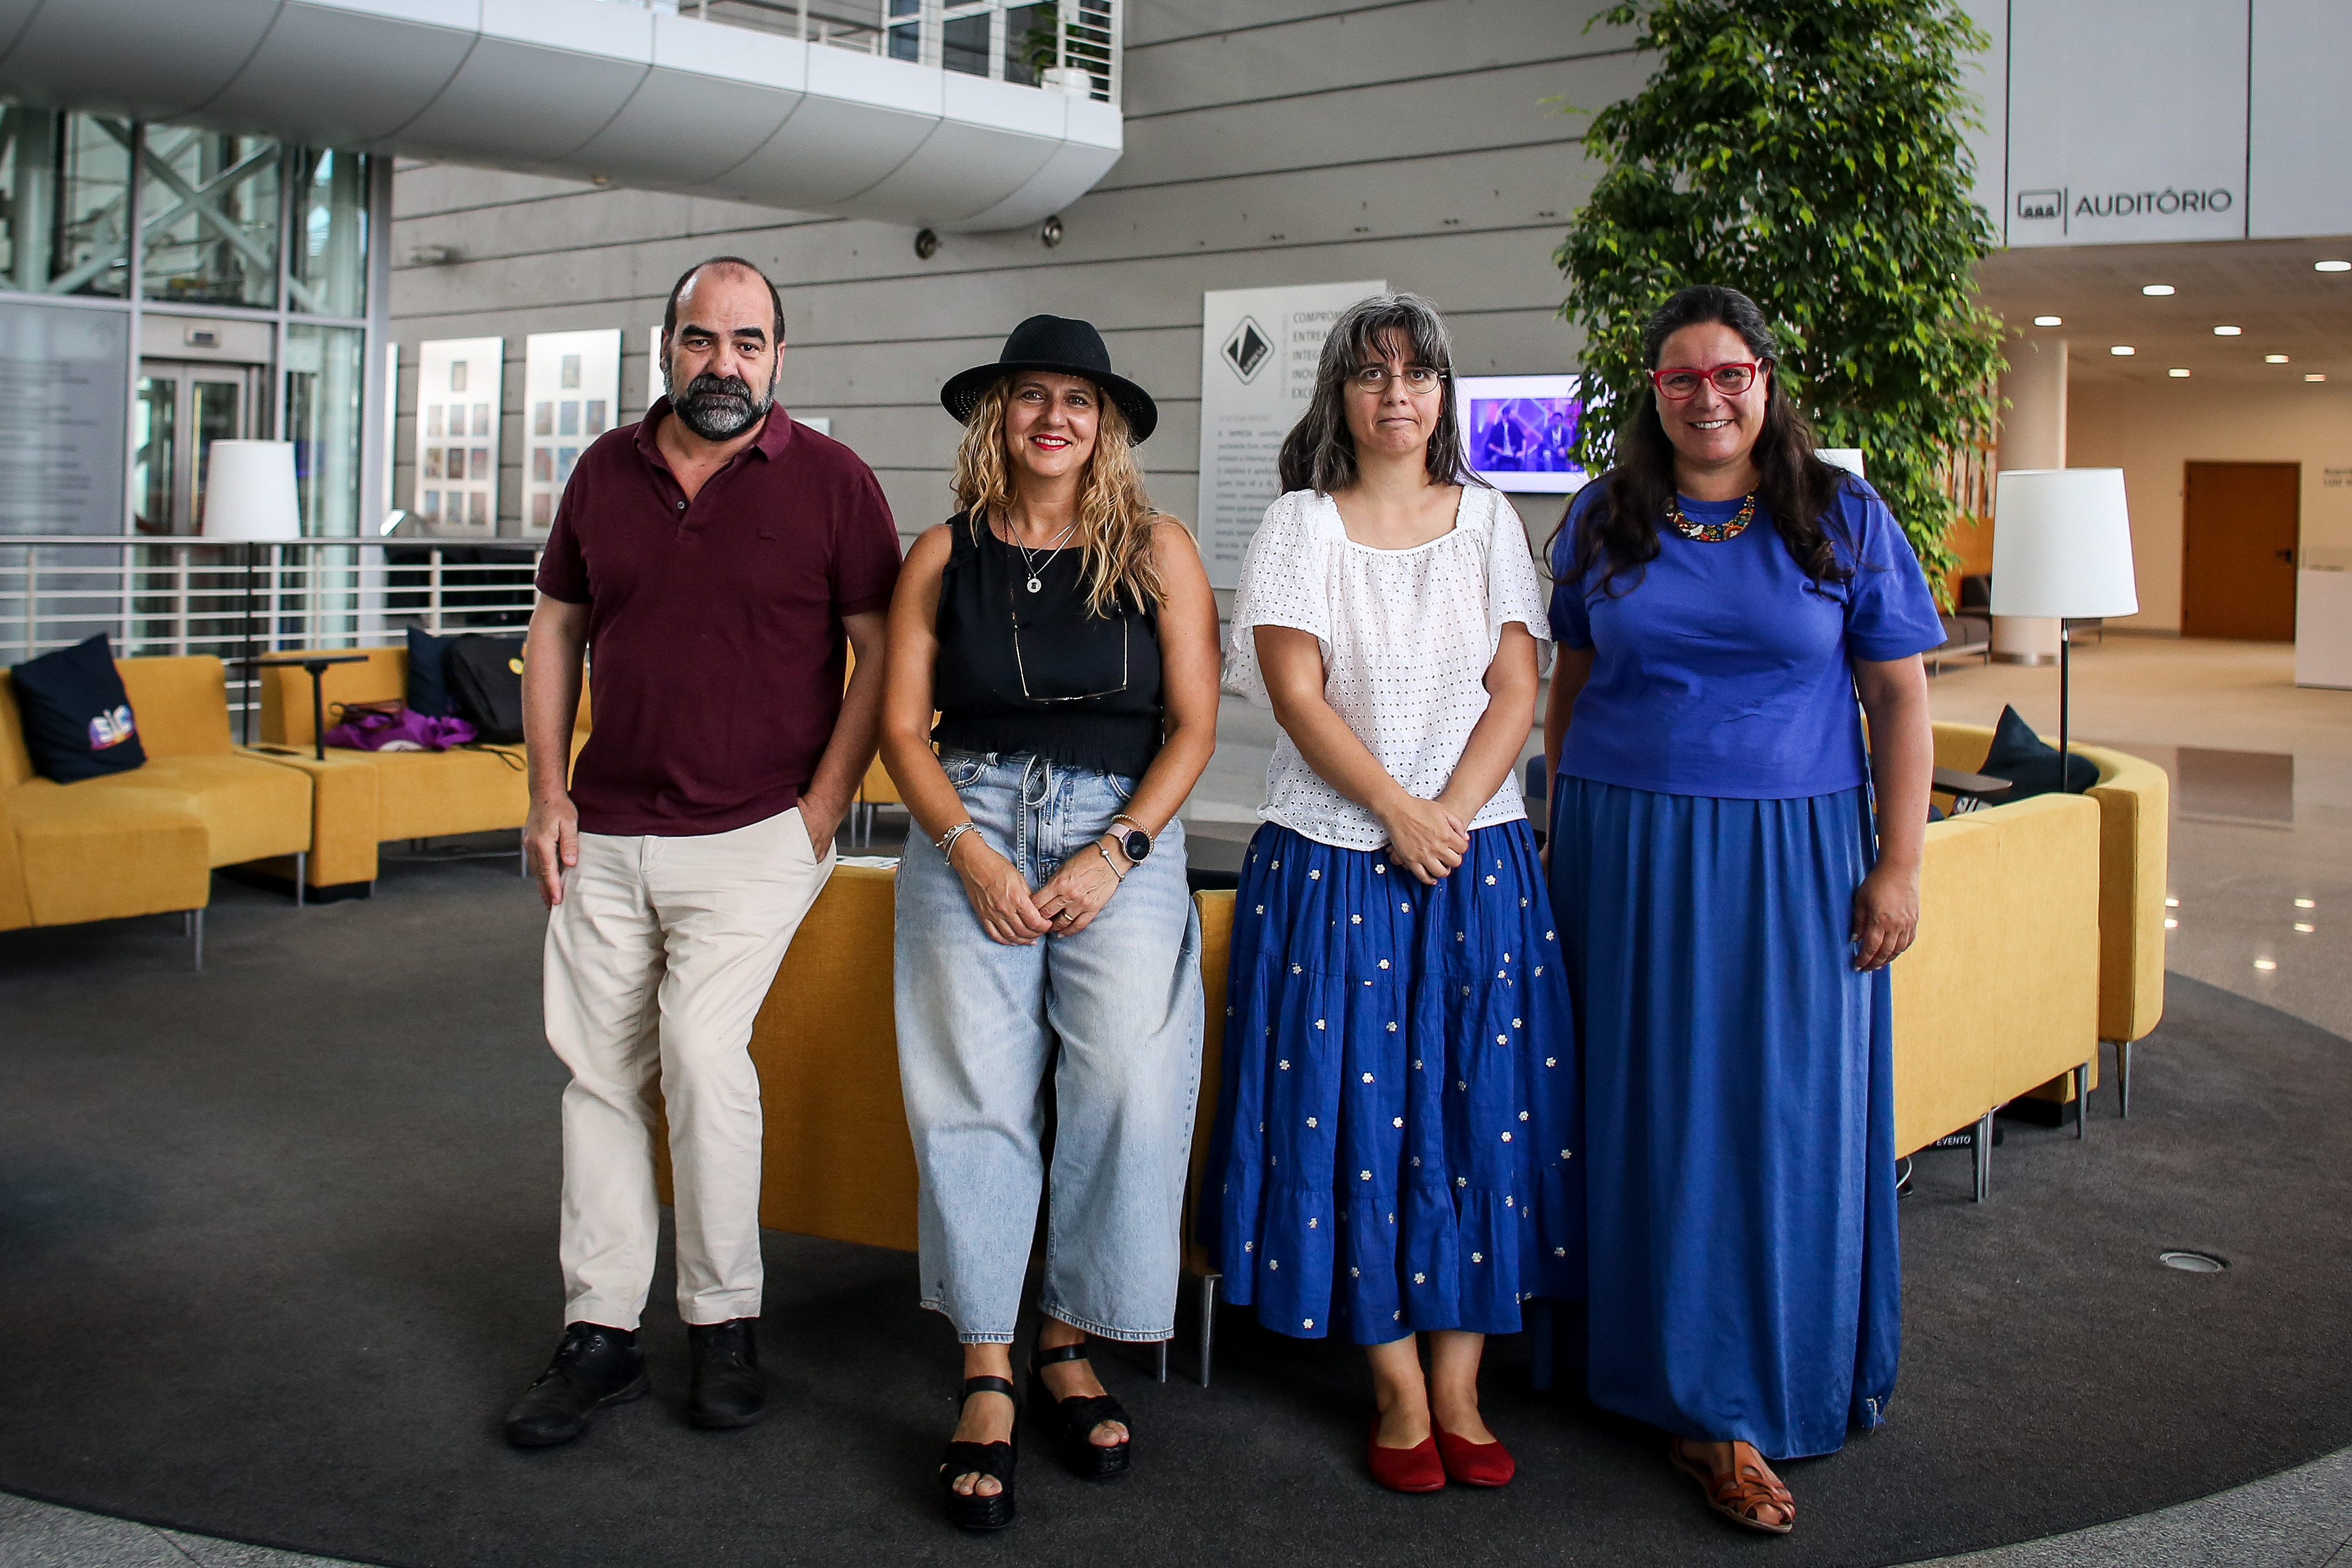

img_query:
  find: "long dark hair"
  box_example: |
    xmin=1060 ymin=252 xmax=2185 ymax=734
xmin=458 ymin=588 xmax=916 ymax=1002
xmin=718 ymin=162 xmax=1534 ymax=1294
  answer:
xmin=1278 ymin=293 xmax=1475 ymax=495
xmin=1571 ymin=285 xmax=1851 ymax=595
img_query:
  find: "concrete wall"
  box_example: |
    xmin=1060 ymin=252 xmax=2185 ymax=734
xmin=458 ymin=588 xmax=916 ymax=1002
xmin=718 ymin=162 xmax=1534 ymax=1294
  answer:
xmin=387 ymin=0 xmax=1643 ymax=560
xmin=2069 ymin=378 xmax=2352 ymax=631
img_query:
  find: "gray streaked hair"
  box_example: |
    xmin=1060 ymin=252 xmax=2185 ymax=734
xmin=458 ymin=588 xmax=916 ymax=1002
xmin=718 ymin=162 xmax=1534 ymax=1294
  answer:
xmin=1277 ymin=291 xmax=1475 ymax=495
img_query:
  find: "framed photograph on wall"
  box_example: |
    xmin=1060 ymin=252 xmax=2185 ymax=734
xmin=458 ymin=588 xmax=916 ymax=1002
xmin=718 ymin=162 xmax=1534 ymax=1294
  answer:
xmin=523 ymin=329 xmax=621 ymax=534
xmin=1456 ymin=374 xmax=1585 ymax=494
xmin=414 ymin=337 xmax=502 ymax=532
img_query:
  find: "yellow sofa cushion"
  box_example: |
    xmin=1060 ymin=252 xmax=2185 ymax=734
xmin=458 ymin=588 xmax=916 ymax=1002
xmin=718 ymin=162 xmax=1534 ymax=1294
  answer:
xmin=71 ymin=753 xmax=312 ymax=868
xmin=6 ymin=779 xmax=212 ymax=927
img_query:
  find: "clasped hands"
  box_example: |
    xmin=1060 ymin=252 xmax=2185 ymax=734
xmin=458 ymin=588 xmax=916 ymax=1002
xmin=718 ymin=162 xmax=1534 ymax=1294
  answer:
xmin=1380 ymin=790 xmax=1471 ymax=886
xmin=951 ymin=832 xmax=1130 ymax=946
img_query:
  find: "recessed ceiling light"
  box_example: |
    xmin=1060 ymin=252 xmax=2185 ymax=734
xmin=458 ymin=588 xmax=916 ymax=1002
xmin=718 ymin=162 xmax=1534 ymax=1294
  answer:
xmin=2034 ymin=314 xmax=2062 ymax=326
xmin=2255 ymin=958 xmax=2278 ymax=971
xmin=2316 ymin=260 xmax=2351 ymax=272
xmin=2166 ymin=898 xmax=2180 ymax=908
xmin=2267 ymin=354 xmax=2290 ymax=363
xmin=2142 ymin=283 xmax=2176 ymax=295
xmin=2214 ymin=325 xmax=2242 ymax=336
xmin=2111 ymin=345 xmax=2135 ymax=356
xmin=2308 ymin=373 xmax=2327 ymax=382
xmin=2168 ymin=367 xmax=2190 ymax=377
xmin=2295 ymin=923 xmax=2316 ymax=933
xmin=2164 ymin=917 xmax=2179 ymax=929
xmin=2295 ymin=898 xmax=2316 ymax=908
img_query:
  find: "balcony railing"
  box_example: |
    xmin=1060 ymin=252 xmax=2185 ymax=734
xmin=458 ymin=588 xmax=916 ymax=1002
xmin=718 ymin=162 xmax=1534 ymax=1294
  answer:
xmin=621 ymin=0 xmax=1120 ymax=103
xmin=1 ymin=536 xmax=543 ymax=732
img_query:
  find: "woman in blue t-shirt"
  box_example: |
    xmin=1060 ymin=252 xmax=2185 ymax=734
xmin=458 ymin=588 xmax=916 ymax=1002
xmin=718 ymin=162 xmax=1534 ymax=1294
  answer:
xmin=1544 ymin=285 xmax=1943 ymax=1534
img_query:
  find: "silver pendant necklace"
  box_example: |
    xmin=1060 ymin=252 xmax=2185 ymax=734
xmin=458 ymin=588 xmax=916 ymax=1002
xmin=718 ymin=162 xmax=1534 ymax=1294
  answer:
xmin=1008 ymin=515 xmax=1080 ymax=593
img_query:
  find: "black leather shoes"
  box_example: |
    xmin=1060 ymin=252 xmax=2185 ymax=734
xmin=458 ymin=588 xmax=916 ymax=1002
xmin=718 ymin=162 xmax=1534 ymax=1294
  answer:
xmin=504 ymin=1322 xmax=649 ymax=1448
xmin=687 ymin=1317 xmax=766 ymax=1429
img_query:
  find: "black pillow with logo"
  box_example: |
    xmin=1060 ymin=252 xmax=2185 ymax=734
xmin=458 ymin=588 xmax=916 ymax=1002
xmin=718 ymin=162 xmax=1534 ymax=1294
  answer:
xmin=1979 ymin=704 xmax=2098 ymax=800
xmin=10 ymin=633 xmax=148 ymax=783
xmin=406 ymin=626 xmax=451 ymax=717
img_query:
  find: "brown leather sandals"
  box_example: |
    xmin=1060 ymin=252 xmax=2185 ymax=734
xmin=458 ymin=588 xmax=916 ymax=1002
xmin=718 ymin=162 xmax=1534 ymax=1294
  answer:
xmin=1668 ymin=1437 xmax=1796 ymax=1535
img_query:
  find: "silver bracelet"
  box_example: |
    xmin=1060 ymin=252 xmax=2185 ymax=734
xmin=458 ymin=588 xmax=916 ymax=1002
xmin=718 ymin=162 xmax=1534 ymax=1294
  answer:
xmin=936 ymin=822 xmax=978 ymax=864
xmin=1095 ymin=840 xmax=1128 ymax=883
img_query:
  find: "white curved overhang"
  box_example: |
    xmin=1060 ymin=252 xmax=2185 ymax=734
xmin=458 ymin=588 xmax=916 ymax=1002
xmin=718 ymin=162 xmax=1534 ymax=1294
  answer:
xmin=0 ymin=0 xmax=1122 ymax=232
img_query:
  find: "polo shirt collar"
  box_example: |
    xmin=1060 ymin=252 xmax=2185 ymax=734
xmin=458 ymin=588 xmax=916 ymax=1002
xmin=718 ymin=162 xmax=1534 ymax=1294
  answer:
xmin=637 ymin=395 xmax=797 ymax=467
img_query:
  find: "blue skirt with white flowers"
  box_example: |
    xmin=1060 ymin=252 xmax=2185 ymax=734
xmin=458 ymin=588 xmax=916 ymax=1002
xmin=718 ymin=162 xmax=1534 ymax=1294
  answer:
xmin=1200 ymin=819 xmax=1584 ymax=1343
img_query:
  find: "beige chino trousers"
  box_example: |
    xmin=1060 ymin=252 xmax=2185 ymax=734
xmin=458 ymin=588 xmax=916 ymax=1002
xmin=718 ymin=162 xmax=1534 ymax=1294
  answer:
xmin=544 ymin=806 xmax=835 ymax=1330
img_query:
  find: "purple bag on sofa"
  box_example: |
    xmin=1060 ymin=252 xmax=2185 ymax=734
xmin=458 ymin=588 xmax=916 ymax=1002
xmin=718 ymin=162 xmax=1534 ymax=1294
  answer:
xmin=324 ymin=700 xmax=477 ymax=752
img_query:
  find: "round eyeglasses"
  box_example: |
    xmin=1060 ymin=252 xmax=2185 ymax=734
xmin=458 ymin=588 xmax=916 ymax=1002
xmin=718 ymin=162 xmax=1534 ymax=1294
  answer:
xmin=1650 ymin=362 xmax=1762 ymax=400
xmin=1350 ymin=364 xmax=1446 ymax=394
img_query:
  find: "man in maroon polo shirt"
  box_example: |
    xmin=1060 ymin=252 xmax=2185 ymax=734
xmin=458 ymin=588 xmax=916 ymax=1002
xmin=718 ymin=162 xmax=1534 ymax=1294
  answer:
xmin=503 ymin=256 xmax=901 ymax=1448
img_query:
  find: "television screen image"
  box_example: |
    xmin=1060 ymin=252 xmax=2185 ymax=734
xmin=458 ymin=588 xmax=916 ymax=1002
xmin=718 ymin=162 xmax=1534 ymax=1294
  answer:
xmin=1456 ymin=374 xmax=1585 ymax=493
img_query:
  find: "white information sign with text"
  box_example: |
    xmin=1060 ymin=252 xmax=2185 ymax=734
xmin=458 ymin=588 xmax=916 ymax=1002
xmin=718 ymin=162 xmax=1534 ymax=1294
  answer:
xmin=1197 ymin=280 xmax=1386 ymax=589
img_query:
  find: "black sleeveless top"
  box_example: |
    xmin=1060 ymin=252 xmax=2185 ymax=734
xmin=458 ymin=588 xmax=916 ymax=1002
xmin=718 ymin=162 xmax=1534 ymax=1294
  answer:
xmin=932 ymin=511 xmax=1164 ymax=778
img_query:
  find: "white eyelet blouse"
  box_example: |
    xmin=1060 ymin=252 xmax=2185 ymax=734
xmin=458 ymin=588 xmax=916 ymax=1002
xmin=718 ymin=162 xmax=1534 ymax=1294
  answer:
xmin=1224 ymin=485 xmax=1552 ymax=851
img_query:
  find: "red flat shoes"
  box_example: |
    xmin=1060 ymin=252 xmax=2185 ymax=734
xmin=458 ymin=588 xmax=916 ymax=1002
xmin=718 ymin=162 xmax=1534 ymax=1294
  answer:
xmin=1434 ymin=1423 xmax=1516 ymax=1487
xmin=1367 ymin=1422 xmax=1447 ymax=1493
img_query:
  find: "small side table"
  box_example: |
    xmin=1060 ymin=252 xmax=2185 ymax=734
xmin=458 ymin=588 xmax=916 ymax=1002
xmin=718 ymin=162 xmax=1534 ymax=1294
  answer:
xmin=244 ymin=654 xmax=372 ymax=760
xmin=1933 ymin=766 xmax=2016 ymax=816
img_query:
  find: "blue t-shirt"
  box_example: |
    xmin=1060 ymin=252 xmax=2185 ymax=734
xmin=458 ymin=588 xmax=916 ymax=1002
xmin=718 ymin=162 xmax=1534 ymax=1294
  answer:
xmin=1547 ymin=475 xmax=1944 ymax=799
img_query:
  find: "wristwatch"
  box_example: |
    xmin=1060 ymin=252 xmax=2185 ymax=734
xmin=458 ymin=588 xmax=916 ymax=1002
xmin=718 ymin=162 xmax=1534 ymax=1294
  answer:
xmin=1112 ymin=814 xmax=1153 ymax=865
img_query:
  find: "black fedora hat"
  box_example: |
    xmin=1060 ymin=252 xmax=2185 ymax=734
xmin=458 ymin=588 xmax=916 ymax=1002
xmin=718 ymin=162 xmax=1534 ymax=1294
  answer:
xmin=940 ymin=314 xmax=1158 ymax=443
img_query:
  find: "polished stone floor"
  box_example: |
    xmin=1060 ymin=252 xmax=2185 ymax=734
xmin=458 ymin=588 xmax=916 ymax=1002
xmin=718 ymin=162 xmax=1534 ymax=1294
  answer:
xmin=7 ymin=636 xmax=2350 ymax=1568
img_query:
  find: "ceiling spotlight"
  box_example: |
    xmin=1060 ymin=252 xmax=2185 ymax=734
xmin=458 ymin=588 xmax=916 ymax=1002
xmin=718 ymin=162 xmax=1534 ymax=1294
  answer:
xmin=2316 ymin=260 xmax=2351 ymax=272
xmin=2214 ymin=325 xmax=2242 ymax=336
xmin=2307 ymin=373 xmax=2327 ymax=382
xmin=2034 ymin=314 xmax=2062 ymax=326
xmin=2295 ymin=923 xmax=2316 ymax=933
xmin=2267 ymin=353 xmax=2290 ymax=363
xmin=2110 ymin=345 xmax=2135 ymax=356
xmin=2142 ymin=283 xmax=2176 ymax=295
xmin=2295 ymin=898 xmax=2316 ymax=908
xmin=2255 ymin=958 xmax=2278 ymax=971
xmin=2164 ymin=917 xmax=2179 ymax=929
xmin=2169 ymin=367 xmax=2190 ymax=378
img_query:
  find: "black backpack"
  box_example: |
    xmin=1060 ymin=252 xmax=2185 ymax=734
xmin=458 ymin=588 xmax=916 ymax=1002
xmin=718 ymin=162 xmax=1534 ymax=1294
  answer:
xmin=443 ymin=633 xmax=527 ymax=744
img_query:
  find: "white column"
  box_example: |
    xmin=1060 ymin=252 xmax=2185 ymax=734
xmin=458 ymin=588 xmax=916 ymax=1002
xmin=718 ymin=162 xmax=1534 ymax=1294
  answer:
xmin=1993 ymin=336 xmax=2066 ymax=664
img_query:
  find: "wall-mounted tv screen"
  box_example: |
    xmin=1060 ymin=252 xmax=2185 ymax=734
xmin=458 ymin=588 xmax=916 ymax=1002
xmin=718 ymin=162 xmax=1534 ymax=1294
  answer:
xmin=1457 ymin=374 xmax=1585 ymax=493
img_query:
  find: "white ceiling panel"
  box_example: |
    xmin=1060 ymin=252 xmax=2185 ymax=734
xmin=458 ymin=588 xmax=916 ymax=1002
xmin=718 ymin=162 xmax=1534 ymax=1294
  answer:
xmin=202 ymin=1 xmax=479 ymax=149
xmin=0 ymin=0 xmax=282 ymax=121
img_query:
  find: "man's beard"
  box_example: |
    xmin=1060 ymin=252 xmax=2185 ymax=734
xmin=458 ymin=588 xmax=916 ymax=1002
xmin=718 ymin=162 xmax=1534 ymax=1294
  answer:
xmin=670 ymin=366 xmax=775 ymax=440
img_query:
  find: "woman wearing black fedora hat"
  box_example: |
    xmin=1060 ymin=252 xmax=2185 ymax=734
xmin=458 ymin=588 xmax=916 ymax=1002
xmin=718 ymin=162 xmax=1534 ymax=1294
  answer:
xmin=881 ymin=314 xmax=1220 ymax=1529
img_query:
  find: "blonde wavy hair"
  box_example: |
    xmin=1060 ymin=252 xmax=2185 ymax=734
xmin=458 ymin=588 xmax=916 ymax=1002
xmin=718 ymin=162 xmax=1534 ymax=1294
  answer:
xmin=949 ymin=377 xmax=1167 ymax=617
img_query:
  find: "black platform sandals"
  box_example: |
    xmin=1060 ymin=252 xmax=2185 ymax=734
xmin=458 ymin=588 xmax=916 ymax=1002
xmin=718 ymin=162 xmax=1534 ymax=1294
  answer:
xmin=1027 ymin=1341 xmax=1132 ymax=1481
xmin=939 ymin=1375 xmax=1019 ymax=1531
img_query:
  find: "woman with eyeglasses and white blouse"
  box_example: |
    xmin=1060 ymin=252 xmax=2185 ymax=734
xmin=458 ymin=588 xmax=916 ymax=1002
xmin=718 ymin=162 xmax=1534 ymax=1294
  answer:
xmin=880 ymin=316 xmax=1220 ymax=1532
xmin=1201 ymin=292 xmax=1583 ymax=1494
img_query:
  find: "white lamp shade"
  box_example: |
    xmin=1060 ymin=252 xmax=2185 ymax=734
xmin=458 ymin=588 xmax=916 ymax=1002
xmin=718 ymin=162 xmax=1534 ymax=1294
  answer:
xmin=1816 ymin=447 xmax=1865 ymax=478
xmin=1989 ymin=467 xmax=2139 ymax=618
xmin=202 ymin=440 xmax=303 ymax=541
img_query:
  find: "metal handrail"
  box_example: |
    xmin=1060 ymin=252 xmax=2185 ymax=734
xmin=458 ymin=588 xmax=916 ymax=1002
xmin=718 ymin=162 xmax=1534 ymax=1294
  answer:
xmin=2 ymin=534 xmax=545 ymax=722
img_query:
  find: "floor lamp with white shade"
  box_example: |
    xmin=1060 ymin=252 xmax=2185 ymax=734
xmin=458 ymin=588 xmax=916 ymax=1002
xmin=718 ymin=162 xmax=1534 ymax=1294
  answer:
xmin=202 ymin=440 xmax=303 ymax=745
xmin=1989 ymin=468 xmax=2139 ymax=788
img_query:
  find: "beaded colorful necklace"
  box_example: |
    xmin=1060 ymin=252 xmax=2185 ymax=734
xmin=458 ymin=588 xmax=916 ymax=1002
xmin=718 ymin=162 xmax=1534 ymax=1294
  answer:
xmin=1667 ymin=491 xmax=1758 ymax=543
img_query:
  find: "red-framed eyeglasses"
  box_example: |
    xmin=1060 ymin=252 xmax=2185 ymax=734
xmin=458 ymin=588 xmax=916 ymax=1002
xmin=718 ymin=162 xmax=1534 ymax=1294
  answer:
xmin=1650 ymin=362 xmax=1762 ymax=400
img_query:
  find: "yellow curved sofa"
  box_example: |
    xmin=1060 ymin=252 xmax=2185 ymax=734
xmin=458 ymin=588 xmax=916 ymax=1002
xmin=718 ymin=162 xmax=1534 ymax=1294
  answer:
xmin=252 ymin=644 xmax=589 ymax=893
xmin=0 ymin=654 xmax=314 ymax=960
xmin=1931 ymin=724 xmax=2170 ymax=1115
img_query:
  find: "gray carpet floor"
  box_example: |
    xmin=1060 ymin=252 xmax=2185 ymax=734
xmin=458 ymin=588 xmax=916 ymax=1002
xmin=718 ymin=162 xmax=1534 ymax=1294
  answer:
xmin=2 ymin=852 xmax=2349 ymax=1568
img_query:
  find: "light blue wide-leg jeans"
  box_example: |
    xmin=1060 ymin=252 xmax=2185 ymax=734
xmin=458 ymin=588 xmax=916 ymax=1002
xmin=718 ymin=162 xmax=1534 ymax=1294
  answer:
xmin=895 ymin=749 xmax=1205 ymax=1345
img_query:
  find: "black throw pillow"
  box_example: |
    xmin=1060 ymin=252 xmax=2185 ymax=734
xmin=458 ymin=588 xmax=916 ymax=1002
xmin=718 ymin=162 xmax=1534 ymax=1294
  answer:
xmin=406 ymin=626 xmax=450 ymax=717
xmin=10 ymin=633 xmax=147 ymax=783
xmin=1980 ymin=704 xmax=2097 ymax=800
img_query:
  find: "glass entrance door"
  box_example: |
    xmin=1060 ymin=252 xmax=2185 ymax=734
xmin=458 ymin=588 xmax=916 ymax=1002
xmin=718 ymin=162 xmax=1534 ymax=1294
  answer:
xmin=136 ymin=359 xmax=263 ymax=533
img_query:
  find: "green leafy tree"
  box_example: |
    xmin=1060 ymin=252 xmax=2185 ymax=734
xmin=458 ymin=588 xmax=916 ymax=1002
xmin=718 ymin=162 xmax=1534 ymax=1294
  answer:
xmin=1557 ymin=0 xmax=2004 ymax=586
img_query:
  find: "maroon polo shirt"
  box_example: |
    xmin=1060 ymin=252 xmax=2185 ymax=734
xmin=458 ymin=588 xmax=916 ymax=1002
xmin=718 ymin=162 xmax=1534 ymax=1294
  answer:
xmin=535 ymin=399 xmax=901 ymax=836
